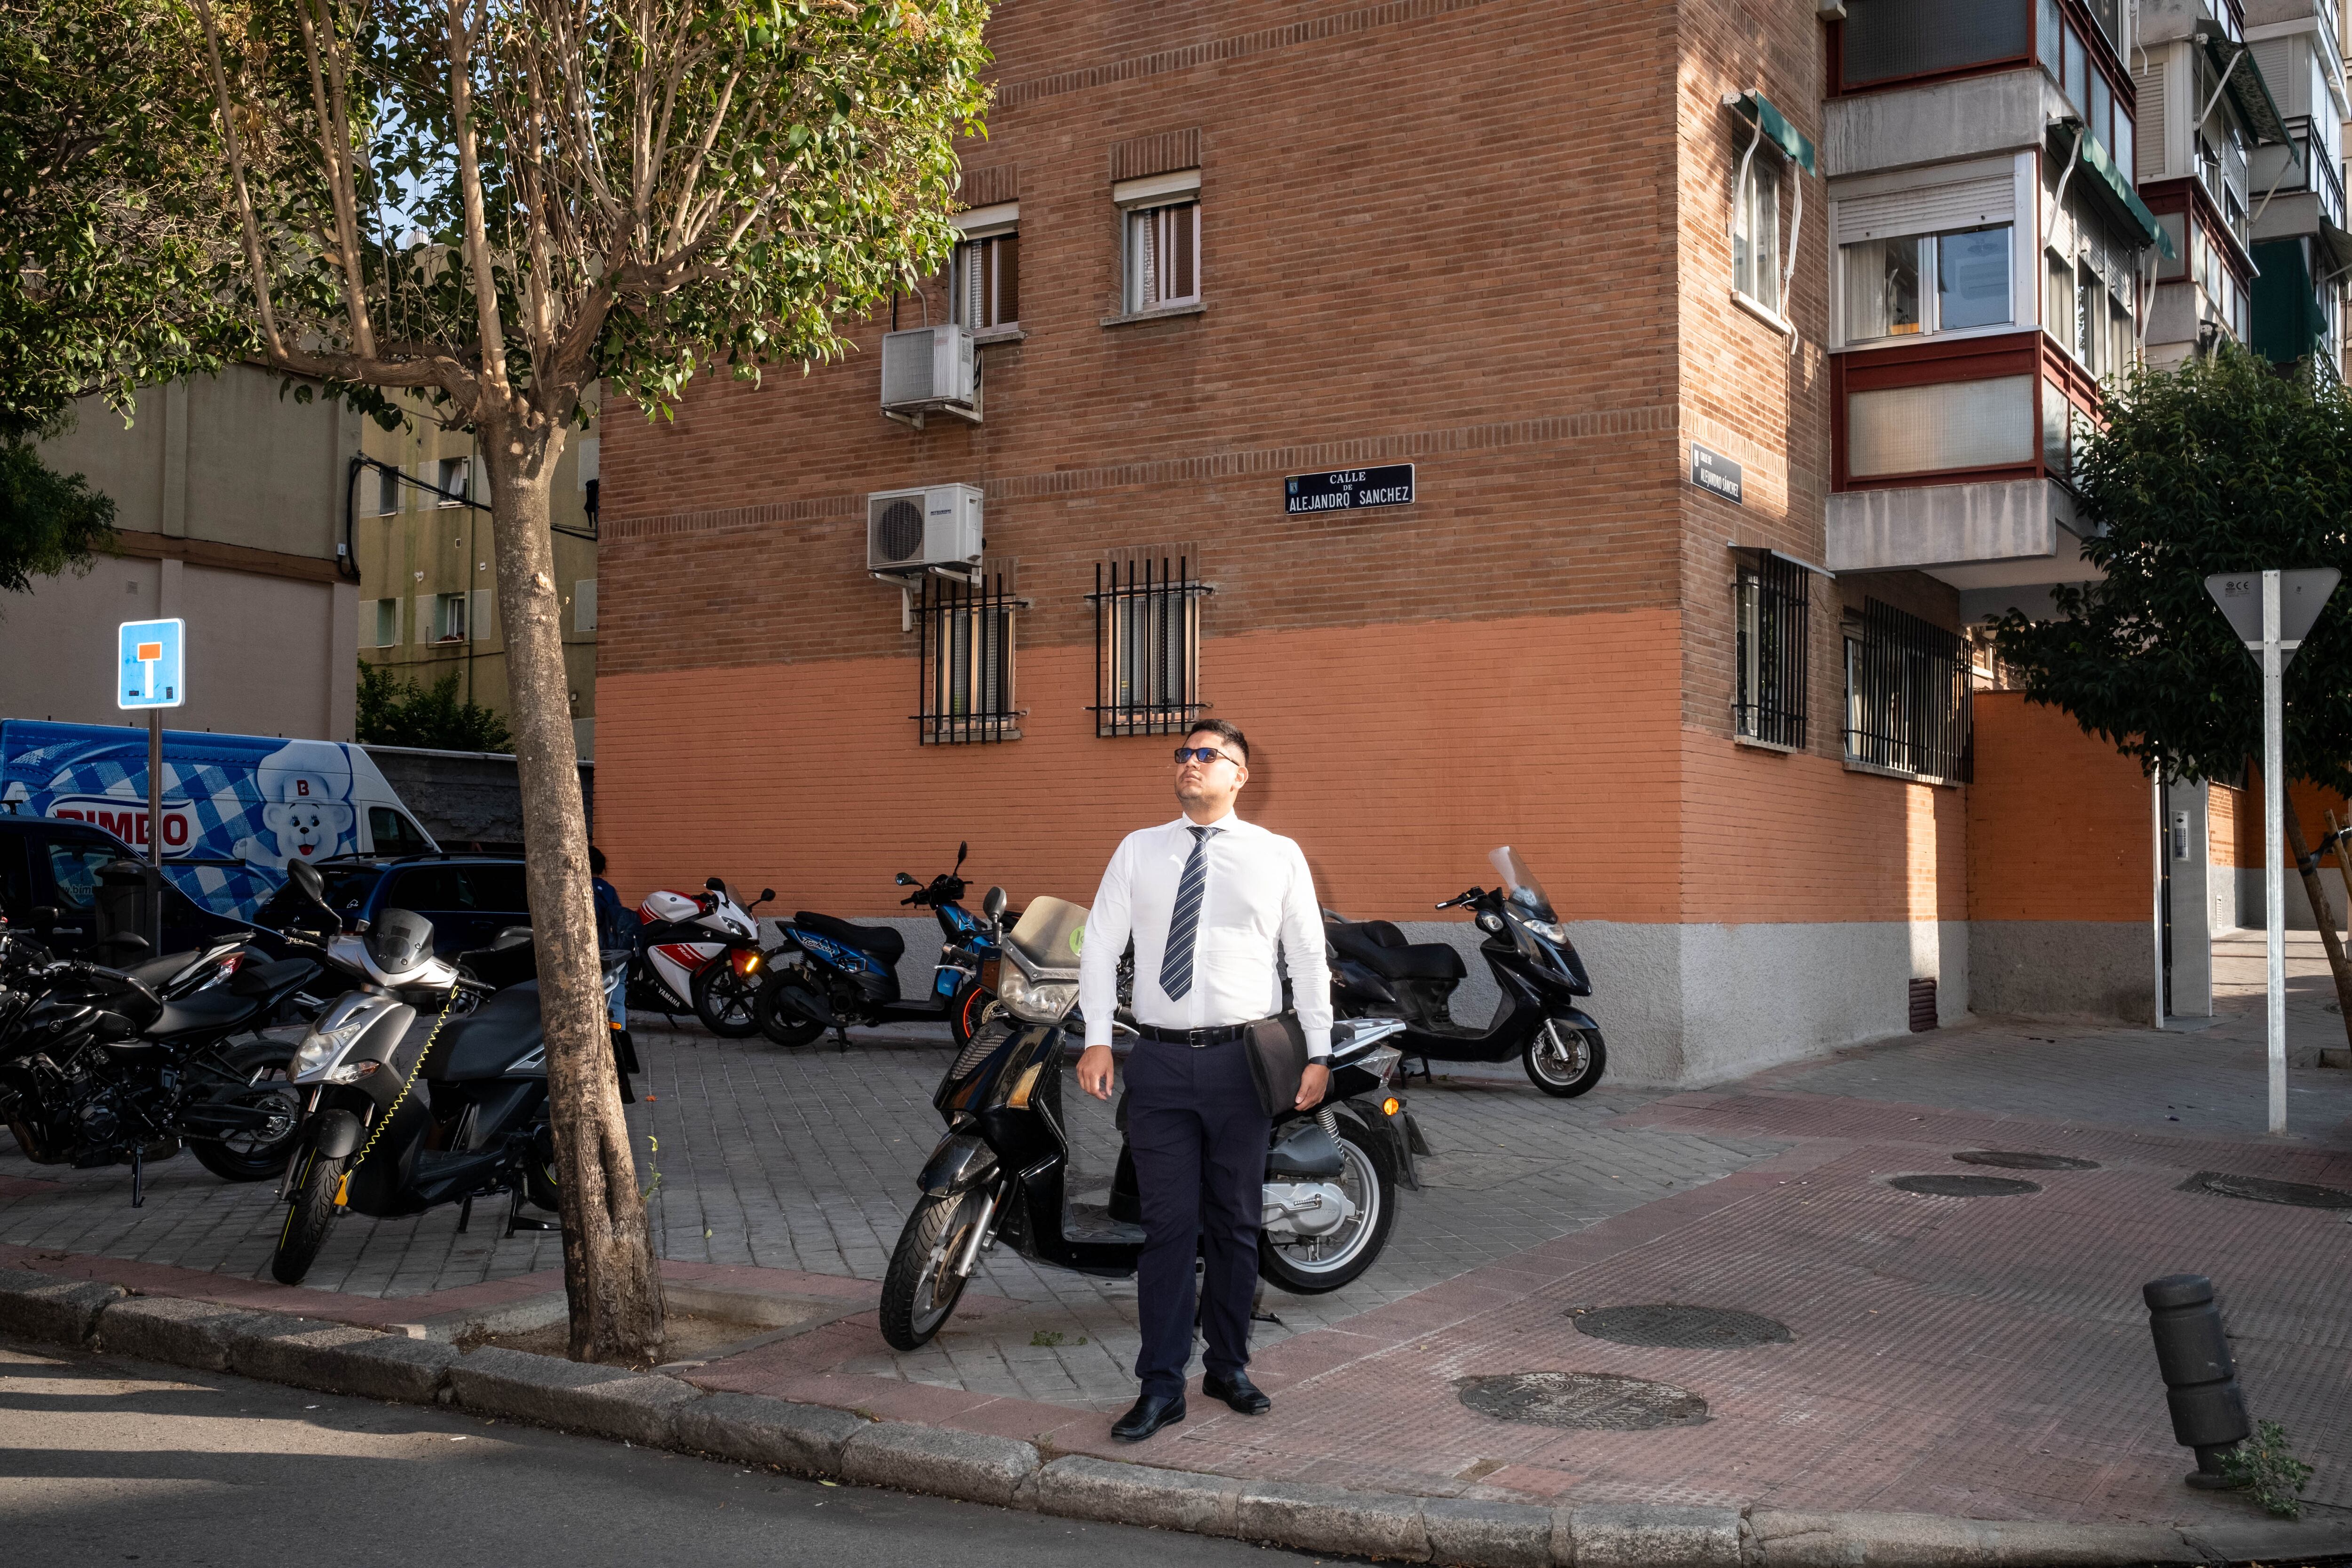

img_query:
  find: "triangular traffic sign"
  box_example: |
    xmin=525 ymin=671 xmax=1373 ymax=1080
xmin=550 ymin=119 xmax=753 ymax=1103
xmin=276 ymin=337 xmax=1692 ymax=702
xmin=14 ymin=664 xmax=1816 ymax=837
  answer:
xmin=2205 ymin=569 xmax=2342 ymax=664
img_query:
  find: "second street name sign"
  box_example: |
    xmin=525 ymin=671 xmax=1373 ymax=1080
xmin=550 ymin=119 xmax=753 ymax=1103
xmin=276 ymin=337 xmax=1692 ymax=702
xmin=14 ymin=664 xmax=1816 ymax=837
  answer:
xmin=1286 ymin=463 xmax=1415 ymax=515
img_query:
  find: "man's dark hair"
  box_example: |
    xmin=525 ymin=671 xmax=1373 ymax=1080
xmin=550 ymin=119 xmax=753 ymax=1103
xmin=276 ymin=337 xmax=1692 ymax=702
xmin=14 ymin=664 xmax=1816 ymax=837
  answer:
xmin=589 ymin=845 xmax=608 ymax=876
xmin=1185 ymin=718 xmax=1249 ymax=763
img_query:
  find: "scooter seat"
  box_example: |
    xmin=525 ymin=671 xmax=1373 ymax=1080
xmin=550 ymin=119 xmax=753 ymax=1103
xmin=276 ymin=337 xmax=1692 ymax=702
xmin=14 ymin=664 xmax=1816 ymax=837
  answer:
xmin=1328 ymin=920 xmax=1466 ymax=983
xmin=426 ymin=982 xmax=546 ymax=1082
xmin=146 ymin=989 xmax=265 ymax=1040
xmin=791 ymin=911 xmax=905 ymax=964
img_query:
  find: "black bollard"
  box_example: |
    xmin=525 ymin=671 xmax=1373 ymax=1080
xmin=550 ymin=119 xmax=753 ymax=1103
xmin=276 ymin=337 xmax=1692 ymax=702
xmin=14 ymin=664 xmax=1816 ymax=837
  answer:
xmin=2142 ymin=1274 xmax=2251 ymax=1488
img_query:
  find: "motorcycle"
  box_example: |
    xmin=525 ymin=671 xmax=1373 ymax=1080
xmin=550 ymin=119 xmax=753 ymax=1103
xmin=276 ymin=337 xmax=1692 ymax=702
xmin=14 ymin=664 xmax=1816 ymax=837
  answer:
xmin=878 ymin=888 xmax=1417 ymax=1352
xmin=632 ymin=876 xmax=773 ymax=1038
xmin=1325 ymin=845 xmax=1606 ymax=1098
xmin=754 ymin=843 xmax=1001 ymax=1052
xmin=269 ymin=868 xmax=633 ymax=1285
xmin=0 ymin=933 xmax=324 ymax=1201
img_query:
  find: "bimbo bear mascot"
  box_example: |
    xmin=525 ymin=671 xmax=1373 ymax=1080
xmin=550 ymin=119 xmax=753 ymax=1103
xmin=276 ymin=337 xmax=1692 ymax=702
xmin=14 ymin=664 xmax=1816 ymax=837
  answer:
xmin=232 ymin=742 xmax=355 ymax=869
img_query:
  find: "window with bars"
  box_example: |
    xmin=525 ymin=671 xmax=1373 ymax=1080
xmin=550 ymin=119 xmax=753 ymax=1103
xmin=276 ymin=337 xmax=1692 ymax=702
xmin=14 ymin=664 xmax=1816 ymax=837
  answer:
xmin=1843 ymin=599 xmax=1972 ymax=784
xmin=951 ymin=232 xmax=1019 ymax=330
xmin=914 ymin=566 xmax=1022 ymax=744
xmin=1125 ymin=200 xmax=1200 ymax=313
xmin=1090 ymin=551 xmax=1212 ymax=736
xmin=1734 ymin=551 xmax=1809 ymax=749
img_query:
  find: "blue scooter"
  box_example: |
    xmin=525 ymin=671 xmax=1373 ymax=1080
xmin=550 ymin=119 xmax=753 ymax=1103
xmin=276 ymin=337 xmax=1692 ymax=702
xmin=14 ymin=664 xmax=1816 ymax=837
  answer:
xmin=752 ymin=844 xmax=1003 ymax=1051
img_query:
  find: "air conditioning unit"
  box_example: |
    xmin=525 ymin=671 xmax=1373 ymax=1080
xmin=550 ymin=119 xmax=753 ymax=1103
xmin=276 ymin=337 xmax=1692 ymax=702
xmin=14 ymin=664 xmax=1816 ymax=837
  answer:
xmin=867 ymin=484 xmax=985 ymax=576
xmin=880 ymin=324 xmax=980 ymax=425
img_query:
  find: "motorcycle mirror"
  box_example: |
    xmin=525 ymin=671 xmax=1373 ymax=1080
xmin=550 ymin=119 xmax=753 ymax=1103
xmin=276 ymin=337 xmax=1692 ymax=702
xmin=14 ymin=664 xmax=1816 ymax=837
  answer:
xmin=287 ymin=858 xmax=329 ymax=909
xmin=705 ymin=876 xmax=726 ymax=893
xmin=759 ymin=888 xmax=775 ymax=903
xmin=895 ymin=872 xmax=917 ymax=886
xmin=954 ymin=841 xmax=968 ymax=870
xmin=982 ymin=885 xmax=1007 ymax=922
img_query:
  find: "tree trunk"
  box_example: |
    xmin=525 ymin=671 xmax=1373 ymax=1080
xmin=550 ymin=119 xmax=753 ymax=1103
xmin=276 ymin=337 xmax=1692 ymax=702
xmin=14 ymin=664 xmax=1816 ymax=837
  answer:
xmin=478 ymin=407 xmax=664 ymax=1363
xmin=2279 ymin=801 xmax=2352 ymax=1054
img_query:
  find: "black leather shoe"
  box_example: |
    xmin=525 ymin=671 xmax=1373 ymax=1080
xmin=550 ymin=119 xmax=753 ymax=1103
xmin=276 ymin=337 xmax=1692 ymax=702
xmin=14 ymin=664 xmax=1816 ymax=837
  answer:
xmin=1111 ymin=1392 xmax=1186 ymax=1442
xmin=1201 ymin=1371 xmax=1272 ymax=1414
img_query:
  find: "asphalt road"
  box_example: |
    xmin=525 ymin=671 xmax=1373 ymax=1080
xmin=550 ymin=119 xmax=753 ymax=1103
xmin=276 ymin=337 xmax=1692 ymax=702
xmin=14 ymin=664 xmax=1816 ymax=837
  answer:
xmin=0 ymin=1343 xmax=1298 ymax=1568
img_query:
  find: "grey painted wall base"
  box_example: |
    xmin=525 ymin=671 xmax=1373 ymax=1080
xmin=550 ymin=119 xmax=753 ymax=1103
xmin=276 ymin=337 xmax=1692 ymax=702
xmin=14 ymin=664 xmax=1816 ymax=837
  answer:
xmin=2233 ymin=866 xmax=2348 ymax=933
xmin=1970 ymin=922 xmax=2152 ymax=1022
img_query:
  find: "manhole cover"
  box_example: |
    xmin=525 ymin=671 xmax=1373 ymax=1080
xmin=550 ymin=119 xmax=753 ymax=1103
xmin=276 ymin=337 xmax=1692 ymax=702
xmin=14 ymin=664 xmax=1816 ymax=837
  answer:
xmin=1953 ymin=1150 xmax=2100 ymax=1171
xmin=1456 ymin=1371 xmax=1708 ymax=1431
xmin=1889 ymin=1173 xmax=2040 ymax=1197
xmin=2179 ymin=1171 xmax=2352 ymax=1210
xmin=1569 ymin=1304 xmax=1792 ymax=1349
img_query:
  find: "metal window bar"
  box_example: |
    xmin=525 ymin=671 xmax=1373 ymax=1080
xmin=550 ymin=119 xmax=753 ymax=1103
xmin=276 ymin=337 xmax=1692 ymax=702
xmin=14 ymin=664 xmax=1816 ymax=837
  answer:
xmin=914 ymin=565 xmax=1022 ymax=744
xmin=1843 ymin=598 xmax=1973 ymax=784
xmin=1088 ymin=552 xmax=1214 ymax=736
xmin=1734 ymin=550 xmax=1809 ymax=748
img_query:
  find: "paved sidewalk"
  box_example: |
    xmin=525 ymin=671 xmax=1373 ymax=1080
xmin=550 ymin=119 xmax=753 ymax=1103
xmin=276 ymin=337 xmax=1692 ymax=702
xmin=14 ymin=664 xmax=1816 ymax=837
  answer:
xmin=5 ymin=942 xmax=2350 ymax=1531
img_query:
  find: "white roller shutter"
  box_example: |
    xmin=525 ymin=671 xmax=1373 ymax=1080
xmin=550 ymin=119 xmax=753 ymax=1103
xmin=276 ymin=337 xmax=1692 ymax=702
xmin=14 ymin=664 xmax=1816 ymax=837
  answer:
xmin=2134 ymin=65 xmax=2167 ymax=181
xmin=1835 ymin=176 xmax=2015 ymax=243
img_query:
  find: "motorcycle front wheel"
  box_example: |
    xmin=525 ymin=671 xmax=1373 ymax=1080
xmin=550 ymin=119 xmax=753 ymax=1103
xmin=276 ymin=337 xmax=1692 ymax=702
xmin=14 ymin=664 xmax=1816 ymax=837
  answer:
xmin=1257 ymin=1115 xmax=1398 ymax=1296
xmin=271 ymin=1146 xmax=346 ymax=1286
xmin=188 ymin=1039 xmax=304 ymax=1182
xmin=752 ymin=971 xmax=827 ymax=1049
xmin=691 ymin=960 xmax=763 ymax=1038
xmin=879 ymin=1187 xmax=991 ymax=1351
xmin=950 ymin=984 xmax=998 ymax=1050
xmin=1523 ymin=1019 xmax=1607 ymax=1098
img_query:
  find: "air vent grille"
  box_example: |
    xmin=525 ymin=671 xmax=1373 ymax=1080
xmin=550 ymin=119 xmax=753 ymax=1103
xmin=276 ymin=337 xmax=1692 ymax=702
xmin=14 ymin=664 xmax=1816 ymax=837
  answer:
xmin=873 ymin=499 xmax=925 ymax=564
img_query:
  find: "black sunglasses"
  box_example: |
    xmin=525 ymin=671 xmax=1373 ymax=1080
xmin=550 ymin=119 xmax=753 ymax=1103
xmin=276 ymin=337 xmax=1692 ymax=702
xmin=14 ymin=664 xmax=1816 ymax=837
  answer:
xmin=1173 ymin=746 xmax=1241 ymax=766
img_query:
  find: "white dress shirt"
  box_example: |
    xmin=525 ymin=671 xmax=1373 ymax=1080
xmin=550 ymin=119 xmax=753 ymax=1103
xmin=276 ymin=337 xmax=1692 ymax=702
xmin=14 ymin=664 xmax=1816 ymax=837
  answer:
xmin=1079 ymin=810 xmax=1333 ymax=1059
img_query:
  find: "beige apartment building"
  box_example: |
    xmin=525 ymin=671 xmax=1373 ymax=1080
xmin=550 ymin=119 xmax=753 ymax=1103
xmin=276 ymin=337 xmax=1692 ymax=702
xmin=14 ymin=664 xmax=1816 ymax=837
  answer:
xmin=352 ymin=394 xmax=601 ymax=759
xmin=4 ymin=364 xmax=359 ymax=739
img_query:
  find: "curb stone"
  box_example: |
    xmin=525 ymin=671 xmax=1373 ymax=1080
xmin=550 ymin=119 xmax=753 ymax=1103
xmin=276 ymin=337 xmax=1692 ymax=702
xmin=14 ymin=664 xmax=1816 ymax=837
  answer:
xmin=447 ymin=1344 xmax=703 ymax=1447
xmin=0 ymin=1266 xmax=122 ymax=1345
xmin=5 ymin=1274 xmax=2351 ymax=1567
xmin=1234 ymin=1478 xmax=1430 ymax=1560
xmin=94 ymin=1295 xmax=284 ymax=1372
xmin=1567 ymin=1504 xmax=1744 ymax=1568
xmin=839 ymin=1421 xmax=1040 ymax=1509
xmin=668 ymin=1390 xmax=868 ymax=1475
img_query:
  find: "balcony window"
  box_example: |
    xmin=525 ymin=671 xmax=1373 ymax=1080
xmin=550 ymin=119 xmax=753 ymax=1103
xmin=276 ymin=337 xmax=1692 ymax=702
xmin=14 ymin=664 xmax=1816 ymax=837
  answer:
xmin=1839 ymin=0 xmax=2029 ymax=91
xmin=1847 ymin=376 xmax=2036 ymax=478
xmin=1842 ymin=225 xmax=2012 ymax=342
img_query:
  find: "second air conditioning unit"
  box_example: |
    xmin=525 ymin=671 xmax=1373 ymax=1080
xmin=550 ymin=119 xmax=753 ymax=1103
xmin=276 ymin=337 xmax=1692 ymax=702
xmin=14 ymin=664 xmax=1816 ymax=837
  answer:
xmin=867 ymin=484 xmax=985 ymax=577
xmin=880 ymin=323 xmax=980 ymax=426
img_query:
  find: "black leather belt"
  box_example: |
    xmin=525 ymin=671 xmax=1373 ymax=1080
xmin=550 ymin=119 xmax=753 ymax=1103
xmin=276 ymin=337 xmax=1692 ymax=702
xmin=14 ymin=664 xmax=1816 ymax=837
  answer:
xmin=1135 ymin=1022 xmax=1248 ymax=1047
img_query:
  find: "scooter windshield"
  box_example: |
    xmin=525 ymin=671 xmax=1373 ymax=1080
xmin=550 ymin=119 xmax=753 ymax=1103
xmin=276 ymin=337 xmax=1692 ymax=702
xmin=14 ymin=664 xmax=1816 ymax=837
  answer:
xmin=1486 ymin=846 xmax=1555 ymax=921
xmin=1006 ymin=895 xmax=1089 ymax=979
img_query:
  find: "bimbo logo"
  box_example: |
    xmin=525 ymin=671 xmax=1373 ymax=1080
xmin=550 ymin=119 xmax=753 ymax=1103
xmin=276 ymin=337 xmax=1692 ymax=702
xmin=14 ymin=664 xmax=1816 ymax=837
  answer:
xmin=48 ymin=796 xmax=198 ymax=855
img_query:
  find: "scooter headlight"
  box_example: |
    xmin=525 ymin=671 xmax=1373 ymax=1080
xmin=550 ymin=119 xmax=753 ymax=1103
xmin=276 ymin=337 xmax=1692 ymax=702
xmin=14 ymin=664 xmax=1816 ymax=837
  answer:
xmin=291 ymin=1019 xmax=368 ymax=1084
xmin=997 ymin=963 xmax=1078 ymax=1023
xmin=1522 ymin=918 xmax=1567 ymax=945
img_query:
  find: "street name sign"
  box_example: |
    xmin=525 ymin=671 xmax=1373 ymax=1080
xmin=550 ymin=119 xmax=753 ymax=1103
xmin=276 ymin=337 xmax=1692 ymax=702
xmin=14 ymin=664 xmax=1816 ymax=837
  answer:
xmin=1285 ymin=464 xmax=1414 ymax=515
xmin=117 ymin=618 xmax=185 ymax=709
xmin=1690 ymin=443 xmax=1744 ymax=505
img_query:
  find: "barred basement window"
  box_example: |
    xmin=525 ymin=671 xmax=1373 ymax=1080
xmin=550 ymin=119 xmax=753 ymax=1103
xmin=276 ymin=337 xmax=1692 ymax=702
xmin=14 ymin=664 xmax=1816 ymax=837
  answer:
xmin=1843 ymin=599 xmax=1972 ymax=785
xmin=914 ymin=566 xmax=1022 ymax=744
xmin=1090 ymin=550 xmax=1213 ymax=736
xmin=1734 ymin=550 xmax=1809 ymax=749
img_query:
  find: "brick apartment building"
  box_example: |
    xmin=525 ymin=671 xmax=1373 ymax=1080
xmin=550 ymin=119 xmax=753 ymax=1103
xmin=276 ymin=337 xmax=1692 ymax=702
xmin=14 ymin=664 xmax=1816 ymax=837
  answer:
xmin=596 ymin=0 xmax=2344 ymax=1086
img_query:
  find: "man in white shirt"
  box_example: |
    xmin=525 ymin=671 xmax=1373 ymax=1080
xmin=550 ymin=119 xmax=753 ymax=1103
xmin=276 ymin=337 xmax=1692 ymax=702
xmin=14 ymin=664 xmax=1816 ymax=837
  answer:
xmin=1077 ymin=720 xmax=1332 ymax=1442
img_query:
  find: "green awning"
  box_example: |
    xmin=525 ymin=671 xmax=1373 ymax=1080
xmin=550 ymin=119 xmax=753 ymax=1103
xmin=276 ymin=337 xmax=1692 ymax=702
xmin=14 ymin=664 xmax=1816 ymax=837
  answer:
xmin=1724 ymin=91 xmax=1817 ymax=177
xmin=2194 ymin=31 xmax=2293 ymax=147
xmin=2249 ymin=238 xmax=2328 ymax=363
xmin=2054 ymin=122 xmax=2178 ymax=262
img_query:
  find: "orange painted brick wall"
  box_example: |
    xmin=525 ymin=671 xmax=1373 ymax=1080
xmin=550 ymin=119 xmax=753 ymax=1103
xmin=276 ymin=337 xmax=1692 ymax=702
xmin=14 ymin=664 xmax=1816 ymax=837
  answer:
xmin=2224 ymin=774 xmax=2352 ymax=867
xmin=1967 ymin=692 xmax=2150 ymax=923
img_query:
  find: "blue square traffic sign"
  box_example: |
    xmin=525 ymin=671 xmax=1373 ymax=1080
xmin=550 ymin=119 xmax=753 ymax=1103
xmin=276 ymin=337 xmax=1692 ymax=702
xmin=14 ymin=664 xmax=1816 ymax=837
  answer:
xmin=118 ymin=618 xmax=186 ymax=708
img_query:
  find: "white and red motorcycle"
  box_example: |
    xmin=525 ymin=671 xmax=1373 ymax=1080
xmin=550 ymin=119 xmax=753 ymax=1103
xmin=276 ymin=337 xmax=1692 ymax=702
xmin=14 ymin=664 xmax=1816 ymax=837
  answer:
xmin=632 ymin=877 xmax=773 ymax=1038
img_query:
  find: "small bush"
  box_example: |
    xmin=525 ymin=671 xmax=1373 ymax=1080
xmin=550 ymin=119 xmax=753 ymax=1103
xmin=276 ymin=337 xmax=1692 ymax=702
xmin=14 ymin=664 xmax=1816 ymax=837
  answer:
xmin=2221 ymin=1421 xmax=2315 ymax=1519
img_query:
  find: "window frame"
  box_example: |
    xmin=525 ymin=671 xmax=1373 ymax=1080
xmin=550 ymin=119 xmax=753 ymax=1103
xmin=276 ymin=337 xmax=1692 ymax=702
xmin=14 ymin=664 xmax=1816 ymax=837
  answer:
xmin=1842 ymin=598 xmax=1973 ymax=786
xmin=1732 ymin=155 xmax=1784 ymax=321
xmin=1733 ymin=550 xmax=1813 ymax=752
xmin=1840 ymin=222 xmax=2018 ymax=346
xmin=369 ymin=597 xmax=400 ymax=649
xmin=950 ymin=229 xmax=1021 ymax=334
xmin=1112 ymin=168 xmax=1204 ymax=320
xmin=435 ymin=455 xmax=470 ymax=508
xmin=1089 ymin=551 xmax=1215 ymax=738
xmin=434 ymin=591 xmax=469 ymax=644
xmin=914 ymin=565 xmax=1023 ymax=744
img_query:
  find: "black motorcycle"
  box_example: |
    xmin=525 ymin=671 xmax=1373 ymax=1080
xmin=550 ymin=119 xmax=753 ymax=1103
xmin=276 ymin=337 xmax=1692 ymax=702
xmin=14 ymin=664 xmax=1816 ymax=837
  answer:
xmin=268 ymin=868 xmax=630 ymax=1284
xmin=0 ymin=930 xmax=322 ymax=1200
xmin=878 ymin=889 xmax=1417 ymax=1352
xmin=754 ymin=843 xmax=1001 ymax=1051
xmin=1325 ymin=845 xmax=1606 ymax=1098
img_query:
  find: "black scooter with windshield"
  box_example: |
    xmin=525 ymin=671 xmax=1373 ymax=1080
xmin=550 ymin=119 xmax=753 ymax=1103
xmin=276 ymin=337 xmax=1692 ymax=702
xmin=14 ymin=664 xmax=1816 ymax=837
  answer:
xmin=878 ymin=889 xmax=1419 ymax=1352
xmin=1325 ymin=845 xmax=1606 ymax=1098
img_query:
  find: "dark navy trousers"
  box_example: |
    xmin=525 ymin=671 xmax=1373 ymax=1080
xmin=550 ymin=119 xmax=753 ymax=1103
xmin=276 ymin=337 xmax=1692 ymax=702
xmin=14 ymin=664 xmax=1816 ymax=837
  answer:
xmin=1125 ymin=1037 xmax=1270 ymax=1401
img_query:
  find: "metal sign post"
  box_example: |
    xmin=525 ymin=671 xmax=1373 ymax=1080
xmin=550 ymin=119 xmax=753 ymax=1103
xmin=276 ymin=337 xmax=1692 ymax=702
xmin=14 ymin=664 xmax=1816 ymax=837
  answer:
xmin=2204 ymin=569 xmax=2340 ymax=1134
xmin=116 ymin=618 xmax=186 ymax=952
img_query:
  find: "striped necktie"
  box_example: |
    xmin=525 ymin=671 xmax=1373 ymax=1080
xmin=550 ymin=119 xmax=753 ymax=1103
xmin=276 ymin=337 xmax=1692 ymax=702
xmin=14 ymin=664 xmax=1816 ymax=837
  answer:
xmin=1158 ymin=825 xmax=1218 ymax=1001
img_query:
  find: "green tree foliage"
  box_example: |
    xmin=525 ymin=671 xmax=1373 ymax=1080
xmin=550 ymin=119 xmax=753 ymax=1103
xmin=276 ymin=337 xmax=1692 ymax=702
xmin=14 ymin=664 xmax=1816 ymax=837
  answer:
xmin=1992 ymin=348 xmax=2352 ymax=795
xmin=356 ymin=659 xmax=513 ymax=752
xmin=0 ymin=414 xmax=118 ymax=602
